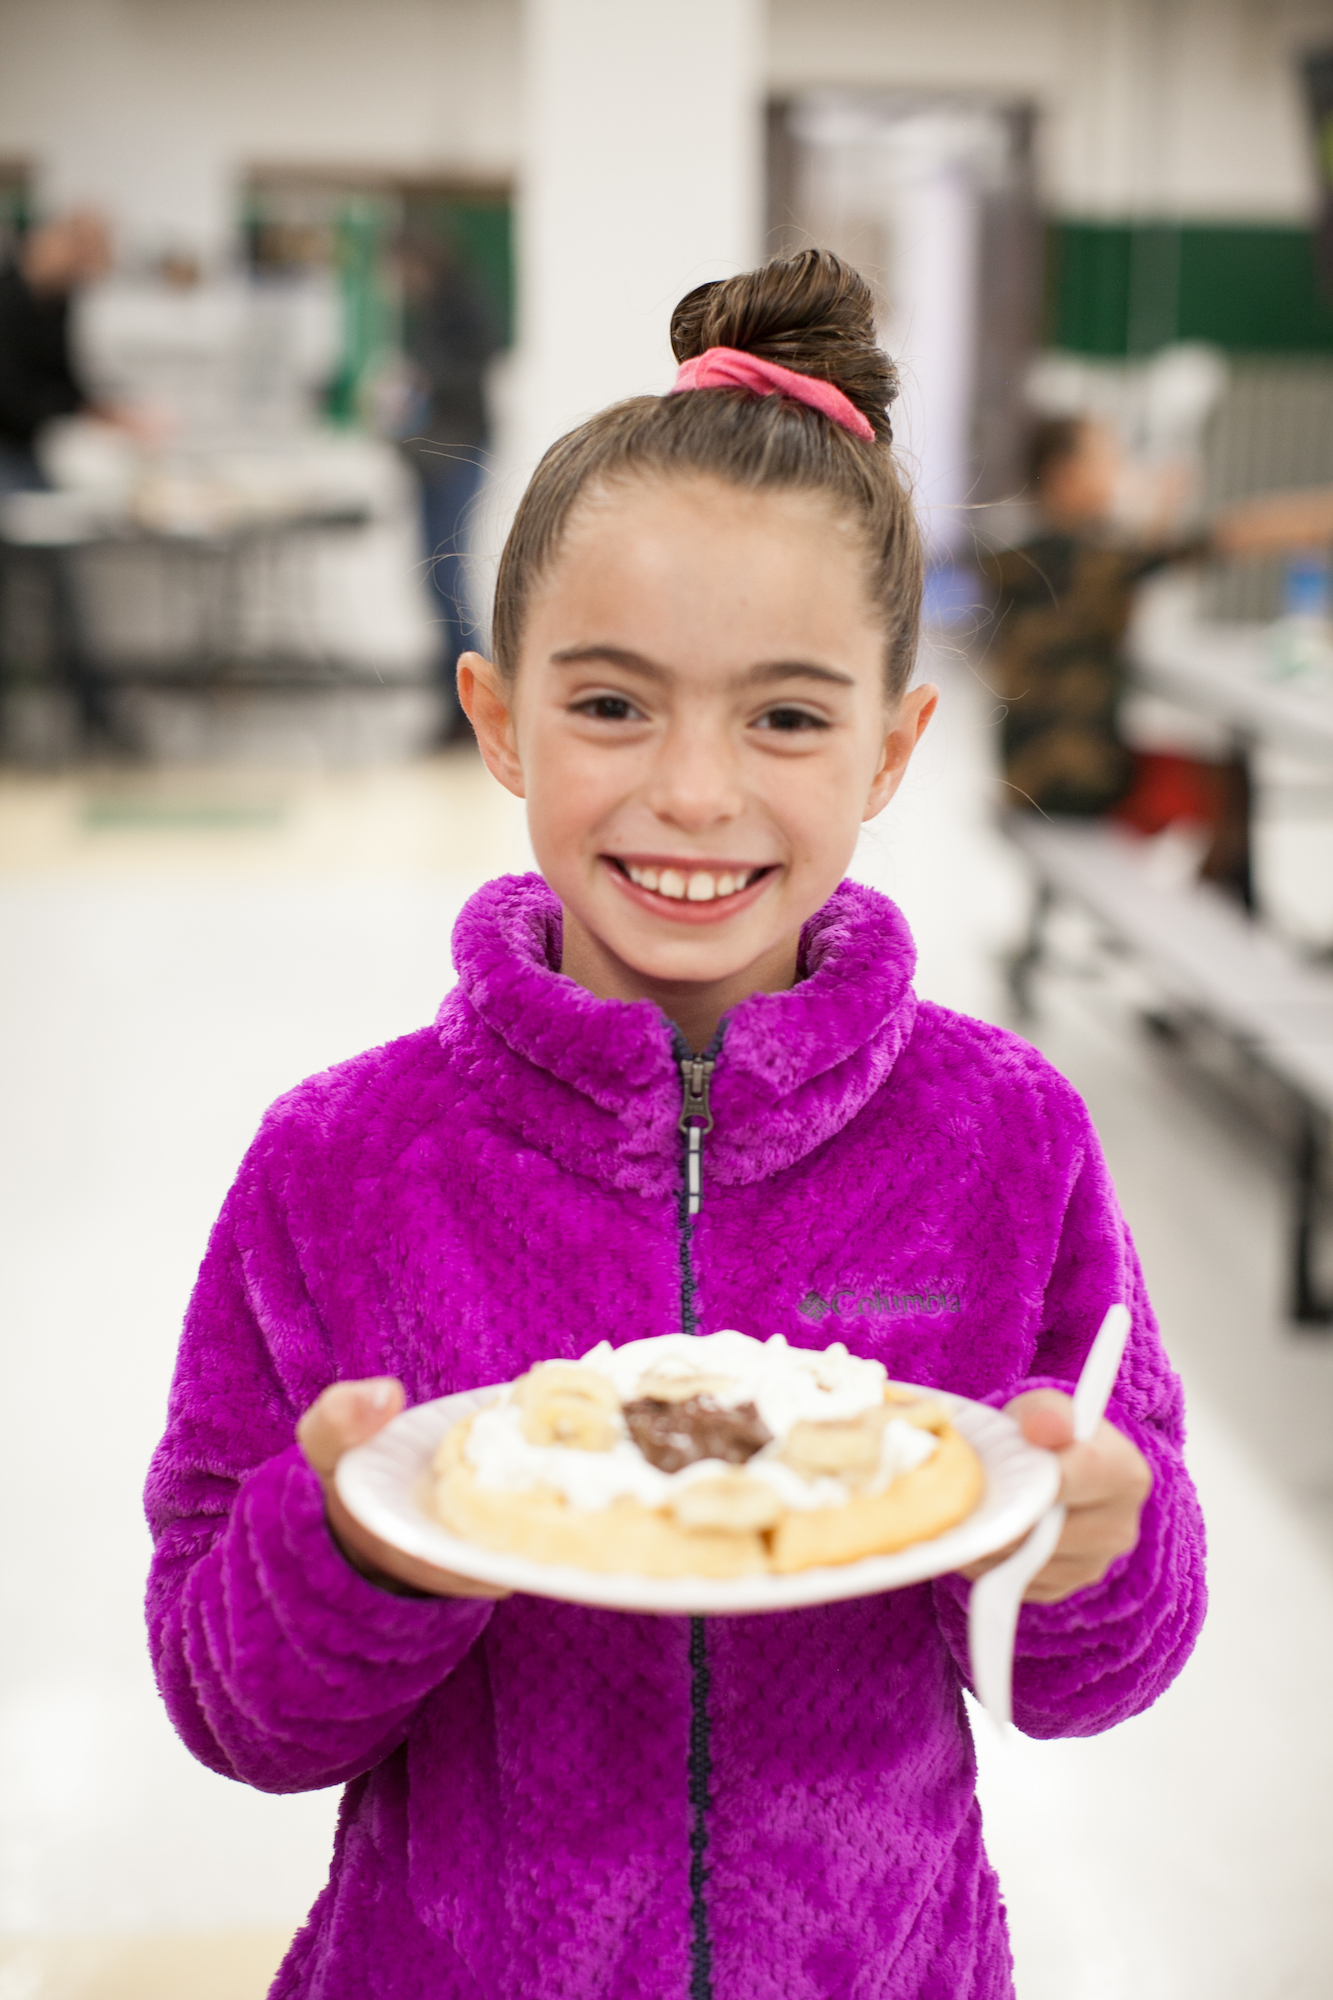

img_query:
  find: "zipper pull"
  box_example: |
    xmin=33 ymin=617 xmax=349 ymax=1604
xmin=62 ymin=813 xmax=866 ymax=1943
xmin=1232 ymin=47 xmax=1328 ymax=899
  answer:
xmin=678 ymin=1056 xmax=715 ymax=1219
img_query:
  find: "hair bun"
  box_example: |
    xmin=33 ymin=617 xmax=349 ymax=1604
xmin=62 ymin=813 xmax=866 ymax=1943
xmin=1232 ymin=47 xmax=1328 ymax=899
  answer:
xmin=670 ymin=249 xmax=898 ymax=443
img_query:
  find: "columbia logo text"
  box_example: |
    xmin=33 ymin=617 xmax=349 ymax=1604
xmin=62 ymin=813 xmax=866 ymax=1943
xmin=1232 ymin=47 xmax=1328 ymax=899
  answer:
xmin=798 ymin=1286 xmax=963 ymax=1322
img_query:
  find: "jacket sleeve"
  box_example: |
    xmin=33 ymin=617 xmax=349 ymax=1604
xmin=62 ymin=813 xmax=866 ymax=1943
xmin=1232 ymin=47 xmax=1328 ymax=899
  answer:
xmin=143 ymin=1123 xmax=494 ymax=1795
xmin=933 ymin=1117 xmax=1207 ymax=1739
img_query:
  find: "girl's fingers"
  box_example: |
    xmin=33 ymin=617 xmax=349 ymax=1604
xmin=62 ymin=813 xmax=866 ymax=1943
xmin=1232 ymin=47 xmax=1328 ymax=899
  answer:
xmin=1007 ymin=1390 xmax=1151 ymax=1513
xmin=295 ymin=1380 xmax=510 ymax=1599
xmin=1056 ymin=1426 xmax=1153 ymax=1515
xmin=1007 ymin=1388 xmax=1076 ymax=1452
xmin=297 ymin=1378 xmax=405 ymax=1476
xmin=964 ymin=1390 xmax=1153 ymax=1601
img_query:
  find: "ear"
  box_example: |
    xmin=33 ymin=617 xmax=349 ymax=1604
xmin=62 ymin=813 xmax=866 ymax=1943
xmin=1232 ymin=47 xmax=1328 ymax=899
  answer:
xmin=457 ymin=653 xmax=526 ymax=798
xmin=862 ymin=683 xmax=938 ymax=821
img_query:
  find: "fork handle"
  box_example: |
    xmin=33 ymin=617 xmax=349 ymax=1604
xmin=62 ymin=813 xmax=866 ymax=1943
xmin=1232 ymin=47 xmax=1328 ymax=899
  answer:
xmin=968 ymin=1301 xmax=1131 ymax=1726
xmin=968 ymin=1502 xmax=1067 ymax=1726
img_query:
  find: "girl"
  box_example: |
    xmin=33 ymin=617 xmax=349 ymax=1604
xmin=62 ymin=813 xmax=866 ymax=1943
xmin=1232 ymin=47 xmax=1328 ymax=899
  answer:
xmin=145 ymin=251 xmax=1203 ymax=2000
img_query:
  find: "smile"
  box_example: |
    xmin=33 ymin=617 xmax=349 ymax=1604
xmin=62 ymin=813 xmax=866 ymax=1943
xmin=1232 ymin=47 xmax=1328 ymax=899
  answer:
xmin=617 ymin=860 xmax=766 ymax=902
xmin=604 ymin=856 xmax=777 ymax=920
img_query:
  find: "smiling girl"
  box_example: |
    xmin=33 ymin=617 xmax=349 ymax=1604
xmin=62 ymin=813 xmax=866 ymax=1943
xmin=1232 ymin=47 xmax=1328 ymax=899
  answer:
xmin=146 ymin=252 xmax=1205 ymax=2000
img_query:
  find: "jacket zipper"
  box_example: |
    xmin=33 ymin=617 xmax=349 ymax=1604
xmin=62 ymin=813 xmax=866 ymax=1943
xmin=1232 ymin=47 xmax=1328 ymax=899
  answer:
xmin=675 ymin=1032 xmax=719 ymax=1337
xmin=679 ymin=1052 xmax=716 ymax=1224
xmin=675 ymin=1032 xmax=720 ymax=2000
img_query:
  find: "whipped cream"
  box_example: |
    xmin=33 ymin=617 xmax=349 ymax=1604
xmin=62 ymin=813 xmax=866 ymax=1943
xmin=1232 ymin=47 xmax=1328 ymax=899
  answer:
xmin=747 ymin=1418 xmax=937 ymax=1509
xmin=580 ymin=1329 xmax=891 ymax=1435
xmin=462 ymin=1330 xmax=938 ymax=1514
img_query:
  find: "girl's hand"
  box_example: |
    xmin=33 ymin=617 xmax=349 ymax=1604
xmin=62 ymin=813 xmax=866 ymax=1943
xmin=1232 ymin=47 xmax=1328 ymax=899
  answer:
xmin=298 ymin=1379 xmax=510 ymax=1600
xmin=959 ymin=1389 xmax=1153 ymax=1603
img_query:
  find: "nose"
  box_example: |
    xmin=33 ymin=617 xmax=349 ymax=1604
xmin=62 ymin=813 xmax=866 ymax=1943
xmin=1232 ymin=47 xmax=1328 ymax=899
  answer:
xmin=642 ymin=711 xmax=746 ymax=835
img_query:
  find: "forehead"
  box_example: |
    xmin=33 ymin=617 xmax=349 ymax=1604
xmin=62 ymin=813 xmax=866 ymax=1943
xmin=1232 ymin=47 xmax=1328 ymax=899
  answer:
xmin=523 ymin=475 xmax=881 ymax=668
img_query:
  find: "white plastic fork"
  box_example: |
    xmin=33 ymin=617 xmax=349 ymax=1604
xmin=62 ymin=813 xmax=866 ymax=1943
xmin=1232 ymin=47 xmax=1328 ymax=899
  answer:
xmin=967 ymin=1303 xmax=1132 ymax=1728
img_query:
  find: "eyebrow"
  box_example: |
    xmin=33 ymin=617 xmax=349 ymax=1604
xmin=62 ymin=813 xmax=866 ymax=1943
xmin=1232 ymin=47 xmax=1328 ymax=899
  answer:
xmin=548 ymin=645 xmax=856 ymax=689
xmin=746 ymin=659 xmax=856 ymax=689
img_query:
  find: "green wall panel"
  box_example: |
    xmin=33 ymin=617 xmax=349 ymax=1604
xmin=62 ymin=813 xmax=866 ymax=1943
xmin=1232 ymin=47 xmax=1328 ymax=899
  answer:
xmin=1045 ymin=222 xmax=1132 ymax=356
xmin=1046 ymin=220 xmax=1333 ymax=357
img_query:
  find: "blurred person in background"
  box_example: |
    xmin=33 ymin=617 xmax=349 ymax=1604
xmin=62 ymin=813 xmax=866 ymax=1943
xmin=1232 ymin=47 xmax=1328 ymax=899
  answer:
xmin=0 ymin=208 xmax=155 ymax=749
xmin=391 ymin=228 xmax=502 ymax=742
xmin=0 ymin=209 xmax=149 ymax=484
xmin=984 ymin=416 xmax=1333 ymax=900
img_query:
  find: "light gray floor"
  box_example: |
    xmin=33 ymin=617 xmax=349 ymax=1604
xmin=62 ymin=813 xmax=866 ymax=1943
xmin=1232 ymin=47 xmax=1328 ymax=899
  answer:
xmin=1 ymin=656 xmax=1331 ymax=1995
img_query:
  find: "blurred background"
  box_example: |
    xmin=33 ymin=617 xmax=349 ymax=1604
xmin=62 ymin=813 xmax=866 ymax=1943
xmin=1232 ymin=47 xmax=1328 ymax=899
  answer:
xmin=2 ymin=2 xmax=1333 ymax=1996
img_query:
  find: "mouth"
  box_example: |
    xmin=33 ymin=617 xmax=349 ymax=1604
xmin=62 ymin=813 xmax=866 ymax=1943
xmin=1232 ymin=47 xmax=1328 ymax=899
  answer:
xmin=603 ymin=855 xmax=778 ymax=923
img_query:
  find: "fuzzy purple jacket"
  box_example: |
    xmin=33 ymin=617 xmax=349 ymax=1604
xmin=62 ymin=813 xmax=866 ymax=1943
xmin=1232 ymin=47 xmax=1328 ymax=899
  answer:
xmin=145 ymin=874 xmax=1205 ymax=2000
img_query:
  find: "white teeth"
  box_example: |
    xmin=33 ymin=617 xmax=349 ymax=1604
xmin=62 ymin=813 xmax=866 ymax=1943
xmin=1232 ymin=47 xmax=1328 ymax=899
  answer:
xmin=621 ymin=863 xmax=761 ymax=900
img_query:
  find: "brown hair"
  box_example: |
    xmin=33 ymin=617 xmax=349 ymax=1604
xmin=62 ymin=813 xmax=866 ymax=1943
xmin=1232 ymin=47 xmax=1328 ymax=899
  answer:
xmin=491 ymin=249 xmax=923 ymax=698
xmin=1026 ymin=415 xmax=1091 ymax=493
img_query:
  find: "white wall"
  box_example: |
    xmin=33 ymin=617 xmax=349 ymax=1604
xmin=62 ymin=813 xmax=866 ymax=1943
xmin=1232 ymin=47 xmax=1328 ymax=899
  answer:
xmin=769 ymin=0 xmax=1331 ymax=221
xmin=2 ymin=0 xmax=1326 ymax=268
xmin=0 ymin=0 xmax=522 ymax=259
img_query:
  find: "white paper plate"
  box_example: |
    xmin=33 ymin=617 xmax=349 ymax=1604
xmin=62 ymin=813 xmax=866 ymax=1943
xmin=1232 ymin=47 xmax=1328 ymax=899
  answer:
xmin=335 ymin=1384 xmax=1061 ymax=1617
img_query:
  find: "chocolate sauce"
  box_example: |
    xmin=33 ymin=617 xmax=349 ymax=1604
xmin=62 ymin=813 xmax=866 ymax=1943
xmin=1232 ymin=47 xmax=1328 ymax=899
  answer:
xmin=623 ymin=1395 xmax=772 ymax=1474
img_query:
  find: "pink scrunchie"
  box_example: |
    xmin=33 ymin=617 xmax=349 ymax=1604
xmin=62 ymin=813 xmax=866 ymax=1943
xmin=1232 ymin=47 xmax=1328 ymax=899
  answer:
xmin=669 ymin=346 xmax=876 ymax=441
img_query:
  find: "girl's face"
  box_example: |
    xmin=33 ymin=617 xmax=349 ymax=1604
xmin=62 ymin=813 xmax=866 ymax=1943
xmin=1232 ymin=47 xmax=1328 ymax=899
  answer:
xmin=460 ymin=475 xmax=934 ymax=1035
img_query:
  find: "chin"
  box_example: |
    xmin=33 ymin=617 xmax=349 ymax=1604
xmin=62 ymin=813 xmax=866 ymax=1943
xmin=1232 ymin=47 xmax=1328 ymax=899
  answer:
xmin=622 ymin=942 xmax=762 ymax=986
xmin=593 ymin=908 xmax=774 ymax=982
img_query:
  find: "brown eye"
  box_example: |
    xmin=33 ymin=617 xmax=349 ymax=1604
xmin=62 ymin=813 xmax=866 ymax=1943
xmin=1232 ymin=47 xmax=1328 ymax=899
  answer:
xmin=574 ymin=696 xmax=638 ymax=721
xmin=756 ymin=706 xmax=828 ymax=733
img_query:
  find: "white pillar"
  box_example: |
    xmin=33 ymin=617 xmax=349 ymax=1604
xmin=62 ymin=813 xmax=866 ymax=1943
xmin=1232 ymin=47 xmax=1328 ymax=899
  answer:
xmin=512 ymin=0 xmax=764 ymax=470
xmin=881 ymin=129 xmax=983 ymax=560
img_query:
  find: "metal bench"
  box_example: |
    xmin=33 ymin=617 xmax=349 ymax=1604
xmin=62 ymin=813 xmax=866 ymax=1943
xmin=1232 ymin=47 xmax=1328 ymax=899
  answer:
xmin=1005 ymin=814 xmax=1333 ymax=1325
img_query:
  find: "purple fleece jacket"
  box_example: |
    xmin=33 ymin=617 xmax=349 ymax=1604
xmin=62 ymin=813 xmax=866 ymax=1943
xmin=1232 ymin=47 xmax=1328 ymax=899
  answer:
xmin=145 ymin=874 xmax=1205 ymax=2000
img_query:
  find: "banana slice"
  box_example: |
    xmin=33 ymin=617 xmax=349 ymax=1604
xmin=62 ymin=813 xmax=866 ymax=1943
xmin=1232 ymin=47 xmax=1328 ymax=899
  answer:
xmin=783 ymin=1409 xmax=886 ymax=1482
xmin=670 ymin=1473 xmax=784 ymax=1534
xmin=886 ymin=1385 xmax=949 ymax=1430
xmin=521 ymin=1394 xmax=620 ymax=1452
xmin=513 ymin=1361 xmax=620 ymax=1412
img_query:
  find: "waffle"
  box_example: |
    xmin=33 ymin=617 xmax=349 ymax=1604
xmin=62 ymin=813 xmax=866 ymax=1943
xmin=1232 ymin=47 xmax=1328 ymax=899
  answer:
xmin=431 ymin=1331 xmax=984 ymax=1578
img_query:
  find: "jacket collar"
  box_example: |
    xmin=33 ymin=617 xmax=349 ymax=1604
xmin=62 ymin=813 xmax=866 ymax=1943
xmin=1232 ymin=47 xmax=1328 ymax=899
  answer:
xmin=444 ymin=872 xmax=918 ymax=1197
